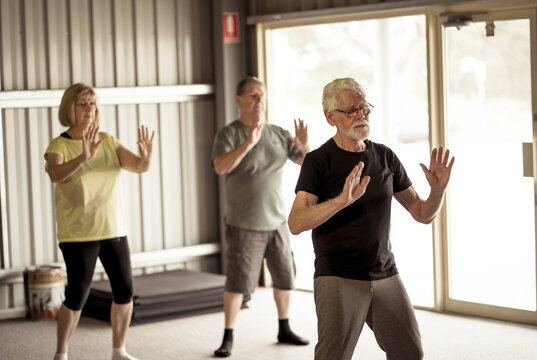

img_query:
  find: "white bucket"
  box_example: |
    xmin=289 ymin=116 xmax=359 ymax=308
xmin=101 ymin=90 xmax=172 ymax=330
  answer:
xmin=24 ymin=266 xmax=65 ymax=320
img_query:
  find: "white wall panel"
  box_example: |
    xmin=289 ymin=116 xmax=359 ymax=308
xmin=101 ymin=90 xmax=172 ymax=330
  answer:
xmin=99 ymin=104 xmax=118 ymax=136
xmin=189 ymin=100 xmax=218 ymax=244
xmin=27 ymin=108 xmax=56 ymax=265
xmin=192 ymin=0 xmax=214 ymax=84
xmin=93 ymin=0 xmax=115 ymax=87
xmin=1 ymin=0 xmax=24 ymax=90
xmin=156 ymin=0 xmax=178 ymax=85
xmin=179 ymin=101 xmax=218 ymax=246
xmin=159 ymin=103 xmax=185 ymax=249
xmin=137 ymin=105 xmax=163 ymax=251
xmin=69 ymin=0 xmax=93 ymax=85
xmin=134 ymin=0 xmax=157 ymax=86
xmin=113 ymin=0 xmax=136 ymax=86
xmin=46 ymin=0 xmax=70 ymax=88
xmin=117 ymin=104 xmax=143 ymax=252
xmin=49 ymin=108 xmax=63 ymax=264
xmin=176 ymin=0 xmax=193 ymax=84
xmin=179 ymin=103 xmax=197 ymax=246
xmin=4 ymin=109 xmax=32 ymax=267
xmin=24 ymin=0 xmax=48 ymax=89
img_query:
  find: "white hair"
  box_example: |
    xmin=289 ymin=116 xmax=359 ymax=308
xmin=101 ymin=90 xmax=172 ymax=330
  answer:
xmin=322 ymin=78 xmax=367 ymax=112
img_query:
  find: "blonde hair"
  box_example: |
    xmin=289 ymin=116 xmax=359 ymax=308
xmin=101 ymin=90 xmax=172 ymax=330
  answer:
xmin=58 ymin=83 xmax=100 ymax=127
xmin=322 ymin=78 xmax=367 ymax=112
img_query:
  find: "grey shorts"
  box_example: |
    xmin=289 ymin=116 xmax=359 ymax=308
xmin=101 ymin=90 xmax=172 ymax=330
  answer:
xmin=224 ymin=223 xmax=296 ymax=295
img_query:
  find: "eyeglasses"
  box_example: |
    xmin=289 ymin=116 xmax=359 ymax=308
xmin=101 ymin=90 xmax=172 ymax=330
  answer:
xmin=333 ymin=103 xmax=374 ymax=118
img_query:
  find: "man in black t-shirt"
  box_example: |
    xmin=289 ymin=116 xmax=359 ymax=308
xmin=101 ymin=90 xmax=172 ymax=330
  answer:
xmin=288 ymin=78 xmax=454 ymax=360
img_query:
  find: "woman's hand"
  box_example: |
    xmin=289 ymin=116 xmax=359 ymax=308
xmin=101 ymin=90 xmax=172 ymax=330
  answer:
xmin=82 ymin=123 xmax=102 ymax=161
xmin=137 ymin=125 xmax=155 ymax=160
xmin=116 ymin=125 xmax=155 ymax=173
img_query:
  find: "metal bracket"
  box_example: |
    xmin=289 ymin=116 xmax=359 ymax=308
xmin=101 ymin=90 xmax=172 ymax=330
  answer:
xmin=440 ymin=11 xmax=487 ymax=29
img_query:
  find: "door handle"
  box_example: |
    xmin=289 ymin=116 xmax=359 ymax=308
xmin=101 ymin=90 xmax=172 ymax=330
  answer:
xmin=522 ymin=142 xmax=533 ymax=177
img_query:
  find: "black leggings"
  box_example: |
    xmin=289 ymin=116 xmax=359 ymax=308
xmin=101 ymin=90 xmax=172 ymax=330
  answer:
xmin=59 ymin=237 xmax=134 ymax=311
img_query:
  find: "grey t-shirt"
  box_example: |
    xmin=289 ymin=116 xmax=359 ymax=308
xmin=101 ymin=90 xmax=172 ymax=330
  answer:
xmin=212 ymin=120 xmax=303 ymax=231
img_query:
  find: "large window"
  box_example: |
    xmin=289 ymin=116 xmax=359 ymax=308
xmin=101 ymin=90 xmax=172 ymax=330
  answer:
xmin=259 ymin=3 xmax=537 ymax=325
xmin=264 ymin=15 xmax=434 ymax=307
xmin=444 ymin=18 xmax=536 ymax=311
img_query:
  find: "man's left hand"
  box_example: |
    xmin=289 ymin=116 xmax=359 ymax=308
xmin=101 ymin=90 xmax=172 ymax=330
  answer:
xmin=289 ymin=118 xmax=309 ymax=153
xmin=420 ymin=147 xmax=455 ymax=193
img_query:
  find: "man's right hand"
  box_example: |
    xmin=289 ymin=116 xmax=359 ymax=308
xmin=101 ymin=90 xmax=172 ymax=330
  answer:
xmin=245 ymin=121 xmax=263 ymax=149
xmin=338 ymin=161 xmax=370 ymax=207
xmin=289 ymin=163 xmax=370 ymax=235
xmin=213 ymin=121 xmax=264 ymax=176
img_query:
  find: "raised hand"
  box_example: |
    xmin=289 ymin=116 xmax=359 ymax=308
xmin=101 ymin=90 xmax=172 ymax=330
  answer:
xmin=137 ymin=125 xmax=155 ymax=160
xmin=420 ymin=147 xmax=455 ymax=193
xmin=339 ymin=161 xmax=370 ymax=207
xmin=82 ymin=123 xmax=102 ymax=161
xmin=245 ymin=120 xmax=263 ymax=148
xmin=289 ymin=118 xmax=309 ymax=151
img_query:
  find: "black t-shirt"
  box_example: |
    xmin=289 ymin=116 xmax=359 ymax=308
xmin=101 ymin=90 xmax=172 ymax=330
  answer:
xmin=295 ymin=138 xmax=412 ymax=281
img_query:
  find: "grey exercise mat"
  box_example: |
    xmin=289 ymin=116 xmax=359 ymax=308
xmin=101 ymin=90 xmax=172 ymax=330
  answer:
xmin=82 ymin=269 xmax=249 ymax=324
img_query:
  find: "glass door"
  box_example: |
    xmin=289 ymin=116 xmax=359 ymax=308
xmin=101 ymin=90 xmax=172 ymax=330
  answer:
xmin=263 ymin=14 xmax=435 ymax=307
xmin=443 ymin=10 xmax=537 ymax=322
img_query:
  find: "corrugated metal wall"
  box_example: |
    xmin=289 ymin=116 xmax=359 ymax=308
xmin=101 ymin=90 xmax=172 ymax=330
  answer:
xmin=0 ymin=0 xmax=218 ymax=314
xmin=246 ymin=0 xmax=408 ymax=15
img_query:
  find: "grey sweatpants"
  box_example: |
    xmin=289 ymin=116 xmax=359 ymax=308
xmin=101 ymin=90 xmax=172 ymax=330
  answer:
xmin=314 ymin=275 xmax=423 ymax=360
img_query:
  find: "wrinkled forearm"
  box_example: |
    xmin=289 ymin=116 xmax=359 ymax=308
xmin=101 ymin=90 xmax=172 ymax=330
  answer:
xmin=411 ymin=190 xmax=445 ymax=224
xmin=288 ymin=196 xmax=346 ymax=235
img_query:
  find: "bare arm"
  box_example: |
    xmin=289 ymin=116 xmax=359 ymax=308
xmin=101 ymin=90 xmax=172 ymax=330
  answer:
xmin=117 ymin=125 xmax=154 ymax=173
xmin=394 ymin=147 xmax=455 ymax=224
xmin=394 ymin=186 xmax=445 ymax=224
xmin=46 ymin=153 xmax=86 ymax=183
xmin=213 ymin=121 xmax=263 ymax=175
xmin=288 ymin=191 xmax=340 ymax=235
xmin=45 ymin=124 xmax=102 ymax=183
xmin=288 ymin=162 xmax=370 ymax=235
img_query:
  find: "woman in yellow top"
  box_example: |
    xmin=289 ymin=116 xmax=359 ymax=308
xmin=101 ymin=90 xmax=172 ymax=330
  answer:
xmin=45 ymin=83 xmax=154 ymax=360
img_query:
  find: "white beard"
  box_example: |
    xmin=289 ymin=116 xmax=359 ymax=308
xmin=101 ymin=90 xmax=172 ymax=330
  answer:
xmin=336 ymin=122 xmax=370 ymax=141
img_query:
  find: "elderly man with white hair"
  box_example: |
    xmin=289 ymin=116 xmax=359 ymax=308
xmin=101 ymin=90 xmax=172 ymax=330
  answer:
xmin=288 ymin=77 xmax=455 ymax=360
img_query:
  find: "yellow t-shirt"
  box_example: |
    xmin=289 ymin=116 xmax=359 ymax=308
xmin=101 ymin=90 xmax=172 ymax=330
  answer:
xmin=44 ymin=132 xmax=127 ymax=242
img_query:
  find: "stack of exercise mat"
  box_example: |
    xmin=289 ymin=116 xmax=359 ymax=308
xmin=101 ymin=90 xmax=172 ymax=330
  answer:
xmin=83 ymin=269 xmax=249 ymax=324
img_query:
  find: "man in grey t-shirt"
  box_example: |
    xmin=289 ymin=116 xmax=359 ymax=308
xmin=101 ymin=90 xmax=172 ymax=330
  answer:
xmin=211 ymin=77 xmax=310 ymax=357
